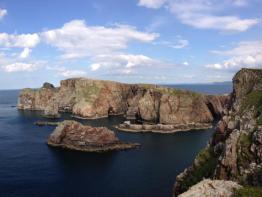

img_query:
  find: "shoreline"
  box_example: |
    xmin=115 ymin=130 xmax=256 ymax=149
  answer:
xmin=47 ymin=141 xmax=140 ymax=153
xmin=115 ymin=123 xmax=213 ymax=134
xmin=71 ymin=113 xmax=125 ymax=120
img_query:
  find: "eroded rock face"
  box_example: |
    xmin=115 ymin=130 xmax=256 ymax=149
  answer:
xmin=18 ymin=78 xmax=228 ymax=124
xmin=173 ymin=68 xmax=262 ymax=196
xmin=177 ymin=179 xmax=242 ymax=197
xmin=47 ymin=120 xmax=139 ymax=152
xmin=233 ymin=68 xmax=262 ymax=101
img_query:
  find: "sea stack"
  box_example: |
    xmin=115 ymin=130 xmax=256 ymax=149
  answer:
xmin=47 ymin=120 xmax=140 ymax=152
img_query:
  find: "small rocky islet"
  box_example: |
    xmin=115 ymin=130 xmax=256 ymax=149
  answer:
xmin=17 ymin=68 xmax=262 ymax=196
xmin=47 ymin=120 xmax=140 ymax=153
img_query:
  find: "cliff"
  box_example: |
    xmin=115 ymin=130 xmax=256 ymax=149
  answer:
xmin=18 ymin=78 xmax=228 ymax=126
xmin=173 ymin=68 xmax=262 ymax=196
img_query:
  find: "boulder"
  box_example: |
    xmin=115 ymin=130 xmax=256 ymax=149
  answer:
xmin=177 ymin=179 xmax=242 ymax=197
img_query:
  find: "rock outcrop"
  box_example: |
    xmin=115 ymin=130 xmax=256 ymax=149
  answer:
xmin=18 ymin=78 xmax=228 ymax=127
xmin=47 ymin=120 xmax=139 ymax=152
xmin=116 ymin=122 xmax=212 ymax=133
xmin=177 ymin=179 xmax=242 ymax=197
xmin=173 ymin=68 xmax=262 ymax=196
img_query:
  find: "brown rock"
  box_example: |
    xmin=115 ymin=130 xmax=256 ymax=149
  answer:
xmin=47 ymin=120 xmax=139 ymax=152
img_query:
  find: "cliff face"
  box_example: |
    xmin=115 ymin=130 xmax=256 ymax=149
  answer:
xmin=173 ymin=68 xmax=262 ymax=196
xmin=18 ymin=78 xmax=227 ymax=125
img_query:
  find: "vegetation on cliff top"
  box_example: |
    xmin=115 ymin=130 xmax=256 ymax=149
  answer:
xmin=179 ymin=146 xmax=218 ymax=192
xmin=240 ymin=90 xmax=262 ymax=125
xmin=234 ymin=186 xmax=262 ymax=197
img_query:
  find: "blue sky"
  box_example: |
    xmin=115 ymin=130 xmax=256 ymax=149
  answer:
xmin=0 ymin=0 xmax=261 ymax=89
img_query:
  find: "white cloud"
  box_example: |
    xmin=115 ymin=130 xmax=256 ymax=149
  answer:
xmin=232 ymin=0 xmax=247 ymax=6
xmin=155 ymin=36 xmax=189 ymax=49
xmin=90 ymin=54 xmax=156 ymax=72
xmin=138 ymin=0 xmax=167 ymax=9
xmin=90 ymin=63 xmax=101 ymax=71
xmin=183 ymin=61 xmax=189 ymax=66
xmin=60 ymin=69 xmax=87 ymax=77
xmin=171 ymin=39 xmax=189 ymax=49
xmin=19 ymin=48 xmax=31 ymax=58
xmin=0 ymin=33 xmax=40 ymax=48
xmin=178 ymin=14 xmax=258 ymax=32
xmin=46 ymin=65 xmax=87 ymax=78
xmin=205 ymin=41 xmax=262 ymax=70
xmin=90 ymin=53 xmax=177 ymax=75
xmin=0 ymin=8 xmax=7 ymax=19
xmin=42 ymin=20 xmax=159 ymax=59
xmin=2 ymin=62 xmax=40 ymax=72
xmin=139 ymin=0 xmax=259 ymax=32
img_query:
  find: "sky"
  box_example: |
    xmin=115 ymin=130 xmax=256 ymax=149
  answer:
xmin=0 ymin=0 xmax=261 ymax=89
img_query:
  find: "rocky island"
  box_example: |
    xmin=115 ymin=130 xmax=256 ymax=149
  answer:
xmin=173 ymin=68 xmax=262 ymax=197
xmin=18 ymin=78 xmax=228 ymax=133
xmin=47 ymin=120 xmax=140 ymax=152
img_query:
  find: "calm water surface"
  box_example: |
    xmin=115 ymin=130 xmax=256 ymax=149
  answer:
xmin=0 ymin=84 xmax=231 ymax=197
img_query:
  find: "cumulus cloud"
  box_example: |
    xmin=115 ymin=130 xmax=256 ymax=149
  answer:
xmin=60 ymin=69 xmax=87 ymax=77
xmin=232 ymin=0 xmax=247 ymax=6
xmin=138 ymin=0 xmax=166 ymax=9
xmin=205 ymin=41 xmax=262 ymax=70
xmin=183 ymin=61 xmax=189 ymax=66
xmin=46 ymin=65 xmax=87 ymax=78
xmin=154 ymin=36 xmax=189 ymax=49
xmin=171 ymin=39 xmax=189 ymax=49
xmin=90 ymin=53 xmax=177 ymax=75
xmin=19 ymin=48 xmax=31 ymax=58
xmin=138 ymin=0 xmax=259 ymax=32
xmin=0 ymin=33 xmax=40 ymax=48
xmin=2 ymin=62 xmax=41 ymax=72
xmin=42 ymin=20 xmax=159 ymax=59
xmin=0 ymin=8 xmax=7 ymax=19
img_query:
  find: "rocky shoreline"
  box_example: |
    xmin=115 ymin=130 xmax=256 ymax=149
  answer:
xmin=35 ymin=121 xmax=60 ymax=126
xmin=47 ymin=140 xmax=140 ymax=153
xmin=116 ymin=121 xmax=212 ymax=134
xmin=47 ymin=120 xmax=140 ymax=153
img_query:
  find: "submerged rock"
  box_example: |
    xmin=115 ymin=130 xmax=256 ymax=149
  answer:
xmin=47 ymin=120 xmax=140 ymax=152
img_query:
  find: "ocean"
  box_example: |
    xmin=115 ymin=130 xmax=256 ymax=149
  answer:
xmin=0 ymin=83 xmax=232 ymax=197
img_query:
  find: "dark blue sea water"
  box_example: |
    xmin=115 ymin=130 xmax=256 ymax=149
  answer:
xmin=0 ymin=84 xmax=231 ymax=197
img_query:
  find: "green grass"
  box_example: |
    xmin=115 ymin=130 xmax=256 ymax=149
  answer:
xmin=179 ymin=146 xmax=218 ymax=192
xmin=234 ymin=187 xmax=262 ymax=197
xmin=240 ymin=91 xmax=262 ymax=125
xmin=77 ymin=84 xmax=100 ymax=103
